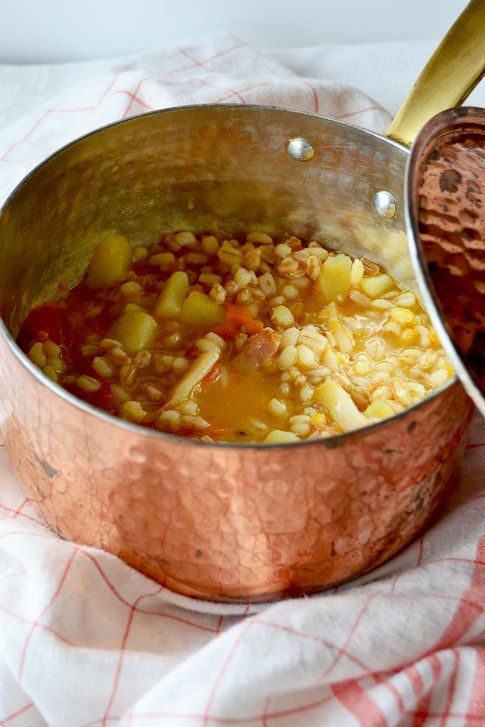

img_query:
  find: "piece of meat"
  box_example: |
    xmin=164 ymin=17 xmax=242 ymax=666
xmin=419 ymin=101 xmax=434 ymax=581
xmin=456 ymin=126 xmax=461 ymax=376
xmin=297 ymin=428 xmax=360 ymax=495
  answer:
xmin=232 ymin=329 xmax=280 ymax=372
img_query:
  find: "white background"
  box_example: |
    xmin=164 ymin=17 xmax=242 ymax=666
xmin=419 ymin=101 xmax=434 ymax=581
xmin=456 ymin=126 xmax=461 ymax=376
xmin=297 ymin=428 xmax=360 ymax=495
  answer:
xmin=0 ymin=0 xmax=470 ymax=63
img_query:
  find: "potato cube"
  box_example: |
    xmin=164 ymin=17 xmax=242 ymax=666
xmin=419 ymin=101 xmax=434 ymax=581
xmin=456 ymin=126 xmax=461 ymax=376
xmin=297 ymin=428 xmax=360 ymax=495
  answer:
xmin=360 ymin=273 xmax=393 ymax=298
xmin=86 ymin=233 xmax=131 ymax=289
xmin=364 ymin=400 xmax=395 ymax=420
xmin=314 ymin=379 xmax=368 ymax=431
xmin=316 ymin=254 xmax=352 ymax=303
xmin=112 ymin=310 xmax=157 ymax=354
xmin=181 ymin=291 xmax=224 ymax=328
xmin=154 ymin=272 xmax=189 ymax=318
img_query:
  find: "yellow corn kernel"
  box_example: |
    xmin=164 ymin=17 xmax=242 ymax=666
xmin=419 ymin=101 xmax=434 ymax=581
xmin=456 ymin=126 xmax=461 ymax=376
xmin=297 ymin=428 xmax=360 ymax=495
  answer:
xmin=364 ymin=400 xmax=395 ymax=420
xmin=154 ymin=271 xmax=189 ymax=318
xmin=316 ymin=254 xmax=352 ymax=303
xmin=390 ymin=307 xmax=417 ymax=325
xmin=311 ymin=412 xmax=327 ymax=429
xmin=429 ymin=330 xmax=441 ymax=348
xmin=112 ymin=310 xmax=157 ymax=354
xmin=360 ymin=273 xmax=393 ymax=298
xmin=86 ymin=233 xmax=131 ymax=289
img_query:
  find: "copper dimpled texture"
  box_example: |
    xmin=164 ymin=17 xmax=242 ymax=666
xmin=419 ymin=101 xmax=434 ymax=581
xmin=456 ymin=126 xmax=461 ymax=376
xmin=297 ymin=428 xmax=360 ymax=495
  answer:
xmin=0 ymin=333 xmax=472 ymax=602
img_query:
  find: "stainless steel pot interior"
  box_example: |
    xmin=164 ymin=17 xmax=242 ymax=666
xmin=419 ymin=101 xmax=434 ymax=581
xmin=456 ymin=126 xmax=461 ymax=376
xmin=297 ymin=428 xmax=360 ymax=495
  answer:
xmin=0 ymin=105 xmax=415 ymax=340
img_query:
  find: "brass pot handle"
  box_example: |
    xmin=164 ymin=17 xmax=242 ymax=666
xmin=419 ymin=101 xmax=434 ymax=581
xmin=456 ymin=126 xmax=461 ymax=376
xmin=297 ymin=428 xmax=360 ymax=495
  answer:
xmin=386 ymin=0 xmax=485 ymax=147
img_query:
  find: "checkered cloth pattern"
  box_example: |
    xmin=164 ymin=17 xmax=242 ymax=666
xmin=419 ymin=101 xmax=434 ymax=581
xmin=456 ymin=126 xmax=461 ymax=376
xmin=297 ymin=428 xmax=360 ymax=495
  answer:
xmin=0 ymin=32 xmax=483 ymax=727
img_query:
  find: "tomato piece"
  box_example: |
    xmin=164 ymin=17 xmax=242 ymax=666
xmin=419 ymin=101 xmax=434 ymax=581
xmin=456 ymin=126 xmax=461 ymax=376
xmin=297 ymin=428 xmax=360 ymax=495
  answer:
xmin=17 ymin=303 xmax=73 ymax=357
xmin=203 ymin=363 xmax=222 ymax=383
xmin=210 ymin=323 xmax=239 ymax=340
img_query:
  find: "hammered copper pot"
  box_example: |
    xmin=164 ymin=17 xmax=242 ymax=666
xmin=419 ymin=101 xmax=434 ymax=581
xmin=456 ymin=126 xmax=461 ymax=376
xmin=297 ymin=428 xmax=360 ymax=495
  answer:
xmin=0 ymin=3 xmax=482 ymax=602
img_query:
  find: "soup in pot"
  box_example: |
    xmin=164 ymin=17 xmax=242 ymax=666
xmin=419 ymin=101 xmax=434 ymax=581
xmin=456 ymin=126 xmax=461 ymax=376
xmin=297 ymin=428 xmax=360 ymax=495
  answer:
xmin=18 ymin=230 xmax=453 ymax=443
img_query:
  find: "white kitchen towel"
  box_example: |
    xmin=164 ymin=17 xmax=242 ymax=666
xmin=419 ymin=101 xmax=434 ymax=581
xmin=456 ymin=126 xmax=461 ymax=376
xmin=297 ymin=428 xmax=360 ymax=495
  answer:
xmin=0 ymin=32 xmax=483 ymax=727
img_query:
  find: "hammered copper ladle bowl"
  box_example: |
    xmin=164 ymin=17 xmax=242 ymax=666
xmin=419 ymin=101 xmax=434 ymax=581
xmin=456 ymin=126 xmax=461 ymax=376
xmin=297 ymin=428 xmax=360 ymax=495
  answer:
xmin=0 ymin=1 xmax=482 ymax=601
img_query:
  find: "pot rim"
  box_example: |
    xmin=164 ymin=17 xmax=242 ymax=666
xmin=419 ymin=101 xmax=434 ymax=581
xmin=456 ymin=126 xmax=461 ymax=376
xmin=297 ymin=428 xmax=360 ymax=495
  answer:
xmin=0 ymin=102 xmax=458 ymax=451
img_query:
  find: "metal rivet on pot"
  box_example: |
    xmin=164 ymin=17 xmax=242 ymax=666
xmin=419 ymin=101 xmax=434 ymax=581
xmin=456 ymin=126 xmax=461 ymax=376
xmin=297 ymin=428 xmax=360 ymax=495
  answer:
xmin=288 ymin=137 xmax=315 ymax=162
xmin=373 ymin=190 xmax=397 ymax=218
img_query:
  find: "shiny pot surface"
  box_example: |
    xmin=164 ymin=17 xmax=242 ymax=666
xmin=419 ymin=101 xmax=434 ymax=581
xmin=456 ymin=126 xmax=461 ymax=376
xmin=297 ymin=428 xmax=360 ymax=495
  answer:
xmin=0 ymin=105 xmax=473 ymax=601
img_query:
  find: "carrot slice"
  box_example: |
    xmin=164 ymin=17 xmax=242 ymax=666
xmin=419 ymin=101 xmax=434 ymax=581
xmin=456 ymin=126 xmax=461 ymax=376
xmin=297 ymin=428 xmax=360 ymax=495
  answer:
xmin=224 ymin=304 xmax=263 ymax=335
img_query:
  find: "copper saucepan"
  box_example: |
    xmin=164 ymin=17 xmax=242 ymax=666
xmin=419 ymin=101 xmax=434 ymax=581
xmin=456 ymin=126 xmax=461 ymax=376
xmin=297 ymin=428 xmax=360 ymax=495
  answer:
xmin=0 ymin=2 xmax=483 ymax=601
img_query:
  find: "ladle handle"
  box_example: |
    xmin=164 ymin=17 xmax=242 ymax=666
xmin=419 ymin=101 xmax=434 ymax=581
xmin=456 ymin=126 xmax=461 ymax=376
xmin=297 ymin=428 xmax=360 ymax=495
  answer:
xmin=386 ymin=0 xmax=485 ymax=147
